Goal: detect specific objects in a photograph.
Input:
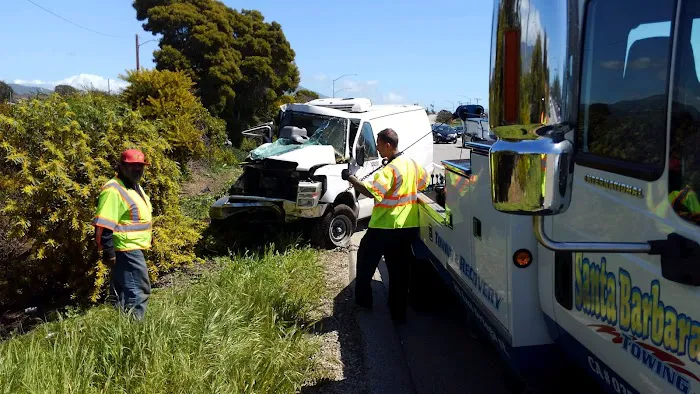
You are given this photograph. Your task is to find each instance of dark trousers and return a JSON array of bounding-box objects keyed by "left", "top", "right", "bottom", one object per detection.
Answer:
[
  {"left": 355, "top": 227, "right": 419, "bottom": 320},
  {"left": 110, "top": 250, "right": 151, "bottom": 320}
]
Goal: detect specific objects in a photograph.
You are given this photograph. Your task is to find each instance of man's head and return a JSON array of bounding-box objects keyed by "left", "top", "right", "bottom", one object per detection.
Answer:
[
  {"left": 118, "top": 149, "right": 148, "bottom": 184},
  {"left": 376, "top": 128, "right": 399, "bottom": 158}
]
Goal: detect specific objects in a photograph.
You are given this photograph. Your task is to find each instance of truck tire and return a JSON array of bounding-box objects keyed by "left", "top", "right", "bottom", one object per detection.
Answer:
[{"left": 311, "top": 204, "right": 356, "bottom": 249}]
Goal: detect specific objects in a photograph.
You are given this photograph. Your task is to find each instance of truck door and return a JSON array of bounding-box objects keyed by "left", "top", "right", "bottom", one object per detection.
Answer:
[
  {"left": 551, "top": 1, "right": 700, "bottom": 393},
  {"left": 353, "top": 121, "right": 382, "bottom": 218}
]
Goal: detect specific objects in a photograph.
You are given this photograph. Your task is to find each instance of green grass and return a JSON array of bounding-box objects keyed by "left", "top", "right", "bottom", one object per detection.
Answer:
[
  {"left": 181, "top": 193, "right": 218, "bottom": 221},
  {"left": 0, "top": 247, "right": 325, "bottom": 394}
]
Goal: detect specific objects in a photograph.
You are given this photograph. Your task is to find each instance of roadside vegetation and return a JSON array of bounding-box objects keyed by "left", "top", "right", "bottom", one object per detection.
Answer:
[
  {"left": 0, "top": 249, "right": 325, "bottom": 393},
  {"left": 0, "top": 1, "right": 337, "bottom": 391}
]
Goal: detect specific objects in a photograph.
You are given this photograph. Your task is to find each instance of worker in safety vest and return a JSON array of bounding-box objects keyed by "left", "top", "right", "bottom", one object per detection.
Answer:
[
  {"left": 92, "top": 149, "right": 153, "bottom": 320},
  {"left": 343, "top": 128, "right": 430, "bottom": 323}
]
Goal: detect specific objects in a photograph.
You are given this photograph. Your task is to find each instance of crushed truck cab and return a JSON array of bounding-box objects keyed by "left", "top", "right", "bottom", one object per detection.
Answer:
[{"left": 210, "top": 98, "right": 434, "bottom": 249}]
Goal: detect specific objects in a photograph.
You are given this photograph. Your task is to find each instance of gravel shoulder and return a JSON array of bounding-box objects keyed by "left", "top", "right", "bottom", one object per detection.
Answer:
[{"left": 302, "top": 248, "right": 368, "bottom": 393}]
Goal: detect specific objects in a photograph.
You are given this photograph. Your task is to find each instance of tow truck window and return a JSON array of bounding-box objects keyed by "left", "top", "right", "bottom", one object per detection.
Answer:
[
  {"left": 357, "top": 122, "right": 378, "bottom": 160},
  {"left": 576, "top": 0, "right": 674, "bottom": 180},
  {"left": 669, "top": 3, "right": 700, "bottom": 227}
]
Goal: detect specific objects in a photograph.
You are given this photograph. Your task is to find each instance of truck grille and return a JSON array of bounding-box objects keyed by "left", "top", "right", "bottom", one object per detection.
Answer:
[{"left": 230, "top": 159, "right": 300, "bottom": 201}]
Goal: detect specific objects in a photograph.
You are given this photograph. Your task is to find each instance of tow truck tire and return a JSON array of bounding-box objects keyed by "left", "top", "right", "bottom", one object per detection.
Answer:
[{"left": 311, "top": 204, "right": 356, "bottom": 249}]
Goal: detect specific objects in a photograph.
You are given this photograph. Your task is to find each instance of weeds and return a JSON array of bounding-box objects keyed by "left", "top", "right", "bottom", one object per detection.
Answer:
[{"left": 0, "top": 247, "right": 325, "bottom": 394}]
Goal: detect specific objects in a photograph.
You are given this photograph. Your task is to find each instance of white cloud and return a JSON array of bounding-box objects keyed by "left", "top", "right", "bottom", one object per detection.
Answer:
[
  {"left": 366, "top": 80, "right": 379, "bottom": 86},
  {"left": 383, "top": 92, "right": 405, "bottom": 103},
  {"left": 13, "top": 79, "right": 46, "bottom": 85},
  {"left": 13, "top": 74, "right": 128, "bottom": 93},
  {"left": 55, "top": 74, "right": 128, "bottom": 92},
  {"left": 314, "top": 74, "right": 328, "bottom": 81}
]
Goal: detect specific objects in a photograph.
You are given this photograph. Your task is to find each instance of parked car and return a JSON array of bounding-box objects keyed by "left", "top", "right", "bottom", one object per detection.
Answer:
[
  {"left": 432, "top": 125, "right": 458, "bottom": 143},
  {"left": 453, "top": 125, "right": 464, "bottom": 136}
]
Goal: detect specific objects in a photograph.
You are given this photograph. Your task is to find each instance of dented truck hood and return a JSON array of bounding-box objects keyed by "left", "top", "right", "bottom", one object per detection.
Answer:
[{"left": 269, "top": 145, "right": 336, "bottom": 170}]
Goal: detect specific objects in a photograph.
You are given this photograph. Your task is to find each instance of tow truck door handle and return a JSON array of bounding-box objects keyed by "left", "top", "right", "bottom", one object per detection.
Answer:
[{"left": 649, "top": 233, "right": 700, "bottom": 286}]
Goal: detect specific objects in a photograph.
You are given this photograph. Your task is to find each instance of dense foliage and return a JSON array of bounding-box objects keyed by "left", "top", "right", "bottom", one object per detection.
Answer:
[
  {"left": 120, "top": 69, "right": 227, "bottom": 166},
  {"left": 0, "top": 93, "right": 202, "bottom": 308},
  {"left": 133, "top": 0, "right": 301, "bottom": 143}
]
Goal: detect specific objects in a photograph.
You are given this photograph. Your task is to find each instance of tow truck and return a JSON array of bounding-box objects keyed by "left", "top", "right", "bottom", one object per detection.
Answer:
[{"left": 404, "top": 0, "right": 700, "bottom": 392}]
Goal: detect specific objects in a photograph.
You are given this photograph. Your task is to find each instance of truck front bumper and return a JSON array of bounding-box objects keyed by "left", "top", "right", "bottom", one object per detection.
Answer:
[{"left": 210, "top": 195, "right": 328, "bottom": 222}]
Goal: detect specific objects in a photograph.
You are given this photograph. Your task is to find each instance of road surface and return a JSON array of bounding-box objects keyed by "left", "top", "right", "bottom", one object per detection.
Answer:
[{"left": 348, "top": 141, "right": 600, "bottom": 394}]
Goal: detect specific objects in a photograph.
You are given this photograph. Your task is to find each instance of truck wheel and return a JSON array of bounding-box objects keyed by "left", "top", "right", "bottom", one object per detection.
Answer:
[{"left": 312, "top": 204, "right": 356, "bottom": 249}]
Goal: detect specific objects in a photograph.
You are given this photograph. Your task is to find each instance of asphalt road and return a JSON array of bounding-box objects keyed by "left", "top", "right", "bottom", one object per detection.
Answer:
[
  {"left": 349, "top": 140, "right": 600, "bottom": 394},
  {"left": 349, "top": 141, "right": 516, "bottom": 394}
]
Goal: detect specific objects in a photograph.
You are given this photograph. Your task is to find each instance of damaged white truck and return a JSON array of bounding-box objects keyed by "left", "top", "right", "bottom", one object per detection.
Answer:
[{"left": 209, "top": 98, "right": 434, "bottom": 248}]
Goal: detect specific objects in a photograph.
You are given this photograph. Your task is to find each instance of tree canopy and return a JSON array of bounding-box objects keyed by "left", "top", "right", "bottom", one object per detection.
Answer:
[
  {"left": 436, "top": 109, "right": 453, "bottom": 123},
  {"left": 55, "top": 85, "right": 79, "bottom": 97},
  {"left": 133, "top": 0, "right": 300, "bottom": 143},
  {"left": 0, "top": 81, "right": 13, "bottom": 102}
]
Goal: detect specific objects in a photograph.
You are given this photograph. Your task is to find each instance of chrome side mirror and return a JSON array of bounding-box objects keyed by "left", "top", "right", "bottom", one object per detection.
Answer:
[{"left": 489, "top": 136, "right": 573, "bottom": 215}]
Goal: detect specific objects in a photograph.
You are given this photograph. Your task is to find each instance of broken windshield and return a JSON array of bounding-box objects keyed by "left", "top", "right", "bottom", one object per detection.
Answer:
[{"left": 280, "top": 111, "right": 348, "bottom": 157}]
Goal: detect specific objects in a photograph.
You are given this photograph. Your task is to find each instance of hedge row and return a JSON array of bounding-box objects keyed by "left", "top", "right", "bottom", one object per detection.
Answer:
[{"left": 0, "top": 70, "right": 233, "bottom": 310}]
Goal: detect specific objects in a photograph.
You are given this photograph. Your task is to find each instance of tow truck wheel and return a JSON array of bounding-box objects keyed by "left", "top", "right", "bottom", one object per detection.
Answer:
[{"left": 311, "top": 204, "right": 356, "bottom": 249}]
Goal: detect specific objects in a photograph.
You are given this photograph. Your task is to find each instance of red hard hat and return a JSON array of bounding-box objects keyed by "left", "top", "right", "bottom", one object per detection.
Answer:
[{"left": 120, "top": 149, "right": 149, "bottom": 165}]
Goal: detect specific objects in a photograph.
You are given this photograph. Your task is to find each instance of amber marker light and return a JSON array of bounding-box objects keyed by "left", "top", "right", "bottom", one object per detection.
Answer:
[{"left": 513, "top": 249, "right": 533, "bottom": 268}]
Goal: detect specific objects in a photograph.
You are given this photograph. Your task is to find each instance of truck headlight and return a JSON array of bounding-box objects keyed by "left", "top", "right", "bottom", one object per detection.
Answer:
[{"left": 297, "top": 181, "right": 322, "bottom": 208}]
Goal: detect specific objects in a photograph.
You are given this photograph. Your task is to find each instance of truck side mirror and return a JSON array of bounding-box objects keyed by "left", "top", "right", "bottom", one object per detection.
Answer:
[
  {"left": 489, "top": 136, "right": 573, "bottom": 215},
  {"left": 355, "top": 145, "right": 365, "bottom": 167}
]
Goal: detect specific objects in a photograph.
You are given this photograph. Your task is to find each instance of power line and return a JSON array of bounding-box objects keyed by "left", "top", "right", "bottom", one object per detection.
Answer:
[{"left": 25, "top": 0, "right": 125, "bottom": 38}]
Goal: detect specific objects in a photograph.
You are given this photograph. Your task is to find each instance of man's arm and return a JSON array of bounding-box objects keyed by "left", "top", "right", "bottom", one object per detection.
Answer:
[
  {"left": 92, "top": 187, "right": 121, "bottom": 265},
  {"left": 348, "top": 175, "right": 375, "bottom": 199}
]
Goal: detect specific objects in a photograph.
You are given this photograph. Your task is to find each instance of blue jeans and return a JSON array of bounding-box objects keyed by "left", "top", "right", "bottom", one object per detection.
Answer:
[{"left": 111, "top": 250, "right": 151, "bottom": 320}]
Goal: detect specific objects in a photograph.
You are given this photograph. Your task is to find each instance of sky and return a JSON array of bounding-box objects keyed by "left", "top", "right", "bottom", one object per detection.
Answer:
[{"left": 0, "top": 0, "right": 495, "bottom": 112}]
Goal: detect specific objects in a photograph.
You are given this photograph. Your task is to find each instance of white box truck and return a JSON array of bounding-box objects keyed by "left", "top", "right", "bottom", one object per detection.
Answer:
[{"left": 210, "top": 98, "right": 435, "bottom": 249}]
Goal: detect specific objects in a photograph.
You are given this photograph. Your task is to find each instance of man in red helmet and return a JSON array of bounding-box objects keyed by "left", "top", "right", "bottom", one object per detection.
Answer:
[{"left": 92, "top": 149, "right": 153, "bottom": 320}]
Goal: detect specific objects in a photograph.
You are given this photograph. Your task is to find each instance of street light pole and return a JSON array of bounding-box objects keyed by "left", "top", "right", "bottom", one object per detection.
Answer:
[
  {"left": 136, "top": 34, "right": 157, "bottom": 71},
  {"left": 332, "top": 73, "right": 357, "bottom": 98}
]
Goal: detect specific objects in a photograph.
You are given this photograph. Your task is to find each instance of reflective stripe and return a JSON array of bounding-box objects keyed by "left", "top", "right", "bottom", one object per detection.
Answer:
[
  {"left": 105, "top": 183, "right": 139, "bottom": 222},
  {"left": 92, "top": 215, "right": 118, "bottom": 230},
  {"left": 415, "top": 161, "right": 428, "bottom": 190},
  {"left": 114, "top": 222, "right": 152, "bottom": 232},
  {"left": 376, "top": 194, "right": 418, "bottom": 208},
  {"left": 388, "top": 164, "right": 403, "bottom": 196},
  {"left": 373, "top": 180, "right": 389, "bottom": 196}
]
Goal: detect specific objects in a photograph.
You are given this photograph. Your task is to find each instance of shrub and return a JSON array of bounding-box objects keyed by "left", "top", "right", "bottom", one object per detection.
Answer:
[
  {"left": 120, "top": 69, "right": 228, "bottom": 167},
  {"left": 0, "top": 93, "right": 201, "bottom": 307}
]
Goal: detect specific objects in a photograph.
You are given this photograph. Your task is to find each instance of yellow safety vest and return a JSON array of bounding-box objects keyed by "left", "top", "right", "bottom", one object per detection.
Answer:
[
  {"left": 92, "top": 177, "right": 153, "bottom": 251},
  {"left": 363, "top": 155, "right": 429, "bottom": 229}
]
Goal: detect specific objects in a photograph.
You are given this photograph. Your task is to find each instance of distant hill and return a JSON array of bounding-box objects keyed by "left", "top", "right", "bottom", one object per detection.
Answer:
[{"left": 8, "top": 83, "right": 53, "bottom": 96}]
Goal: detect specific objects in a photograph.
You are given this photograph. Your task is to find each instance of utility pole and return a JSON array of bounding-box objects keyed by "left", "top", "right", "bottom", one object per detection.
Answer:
[
  {"left": 108, "top": 79, "right": 111, "bottom": 95},
  {"left": 136, "top": 34, "right": 157, "bottom": 71},
  {"left": 475, "top": 98, "right": 481, "bottom": 105},
  {"left": 135, "top": 34, "right": 140, "bottom": 71}
]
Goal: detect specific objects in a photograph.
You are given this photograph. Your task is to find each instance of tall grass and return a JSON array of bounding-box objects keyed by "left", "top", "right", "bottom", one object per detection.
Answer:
[{"left": 0, "top": 247, "right": 325, "bottom": 394}]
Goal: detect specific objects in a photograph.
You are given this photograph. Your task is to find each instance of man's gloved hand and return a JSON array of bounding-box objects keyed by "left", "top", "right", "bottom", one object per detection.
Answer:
[{"left": 341, "top": 169, "right": 350, "bottom": 181}]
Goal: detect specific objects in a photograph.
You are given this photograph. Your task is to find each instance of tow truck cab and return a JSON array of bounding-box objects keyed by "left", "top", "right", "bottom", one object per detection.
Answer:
[{"left": 417, "top": 0, "right": 700, "bottom": 393}]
